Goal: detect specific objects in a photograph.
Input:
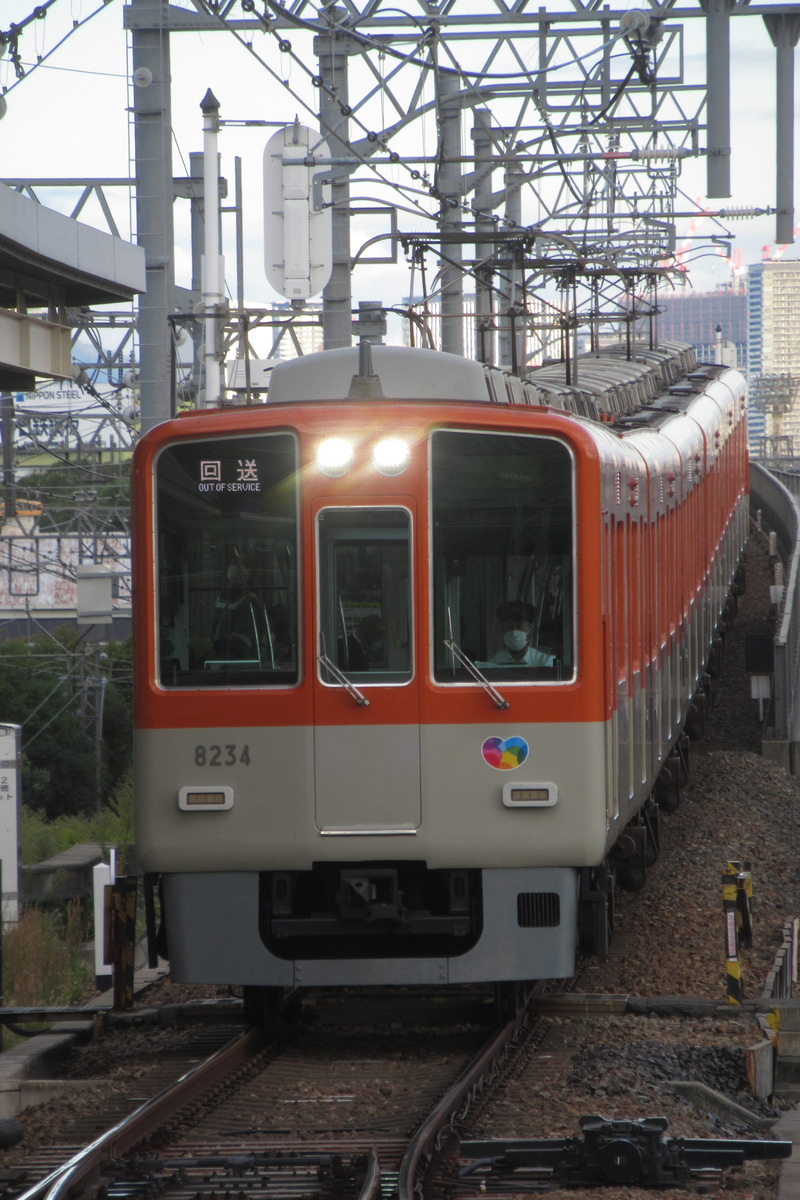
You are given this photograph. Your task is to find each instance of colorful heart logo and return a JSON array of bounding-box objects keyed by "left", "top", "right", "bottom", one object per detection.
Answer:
[{"left": 481, "top": 735, "right": 529, "bottom": 770}]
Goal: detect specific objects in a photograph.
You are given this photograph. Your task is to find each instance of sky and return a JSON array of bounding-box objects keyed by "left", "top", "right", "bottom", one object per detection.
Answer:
[{"left": 0, "top": 0, "right": 797, "bottom": 358}]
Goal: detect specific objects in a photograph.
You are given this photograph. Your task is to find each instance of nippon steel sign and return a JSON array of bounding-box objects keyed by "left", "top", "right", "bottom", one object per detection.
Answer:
[{"left": 14, "top": 388, "right": 83, "bottom": 405}]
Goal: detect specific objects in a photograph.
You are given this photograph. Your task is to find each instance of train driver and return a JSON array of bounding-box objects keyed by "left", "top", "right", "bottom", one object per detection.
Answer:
[{"left": 490, "top": 600, "right": 555, "bottom": 668}]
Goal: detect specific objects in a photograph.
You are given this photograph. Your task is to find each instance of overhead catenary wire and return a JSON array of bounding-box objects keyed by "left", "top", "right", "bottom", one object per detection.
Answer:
[
  {"left": 196, "top": 0, "right": 668, "bottom": 242},
  {"left": 0, "top": 0, "right": 114, "bottom": 94}
]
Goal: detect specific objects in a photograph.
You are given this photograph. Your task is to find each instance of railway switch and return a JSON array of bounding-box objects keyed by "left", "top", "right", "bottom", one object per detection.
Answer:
[{"left": 459, "top": 1115, "right": 791, "bottom": 1190}]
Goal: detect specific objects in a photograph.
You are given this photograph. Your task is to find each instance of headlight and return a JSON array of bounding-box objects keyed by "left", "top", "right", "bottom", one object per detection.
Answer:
[
  {"left": 373, "top": 437, "right": 410, "bottom": 476},
  {"left": 317, "top": 438, "right": 354, "bottom": 477}
]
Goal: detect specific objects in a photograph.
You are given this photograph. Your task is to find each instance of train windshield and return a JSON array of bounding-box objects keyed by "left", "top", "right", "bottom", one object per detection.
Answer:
[
  {"left": 317, "top": 507, "right": 412, "bottom": 684},
  {"left": 155, "top": 432, "right": 299, "bottom": 688},
  {"left": 431, "top": 430, "right": 574, "bottom": 683}
]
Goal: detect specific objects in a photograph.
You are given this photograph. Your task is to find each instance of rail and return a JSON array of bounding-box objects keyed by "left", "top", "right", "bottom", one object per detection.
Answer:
[
  {"left": 11, "top": 1026, "right": 264, "bottom": 1200},
  {"left": 749, "top": 462, "right": 800, "bottom": 767},
  {"left": 5, "top": 991, "right": 515, "bottom": 1200},
  {"left": 396, "top": 995, "right": 532, "bottom": 1199}
]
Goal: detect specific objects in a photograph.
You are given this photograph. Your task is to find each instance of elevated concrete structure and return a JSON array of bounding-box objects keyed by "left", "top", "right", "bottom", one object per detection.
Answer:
[{"left": 0, "top": 185, "right": 145, "bottom": 389}]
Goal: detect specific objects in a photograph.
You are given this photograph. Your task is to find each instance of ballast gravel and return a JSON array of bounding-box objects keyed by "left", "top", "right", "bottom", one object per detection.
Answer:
[
  {"left": 468, "top": 531, "right": 800, "bottom": 1199},
  {"left": 3, "top": 531, "right": 800, "bottom": 1200}
]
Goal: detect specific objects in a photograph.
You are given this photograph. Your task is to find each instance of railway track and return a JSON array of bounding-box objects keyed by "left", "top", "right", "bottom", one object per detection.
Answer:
[
  {"left": 2, "top": 990, "right": 533, "bottom": 1200},
  {"left": 0, "top": 968, "right": 790, "bottom": 1200},
  {"left": 0, "top": 537, "right": 791, "bottom": 1200}
]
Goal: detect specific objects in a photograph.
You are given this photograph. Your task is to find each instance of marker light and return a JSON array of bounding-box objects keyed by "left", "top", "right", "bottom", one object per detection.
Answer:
[
  {"left": 179, "top": 786, "right": 233, "bottom": 811},
  {"left": 502, "top": 782, "right": 557, "bottom": 808},
  {"left": 317, "top": 438, "right": 354, "bottom": 477},
  {"left": 373, "top": 437, "right": 411, "bottom": 476}
]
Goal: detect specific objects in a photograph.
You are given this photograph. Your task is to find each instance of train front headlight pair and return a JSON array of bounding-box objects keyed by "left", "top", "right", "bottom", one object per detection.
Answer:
[{"left": 316, "top": 437, "right": 410, "bottom": 477}]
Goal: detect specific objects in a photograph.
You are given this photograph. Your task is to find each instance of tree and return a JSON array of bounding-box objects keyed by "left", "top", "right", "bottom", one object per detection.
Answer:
[
  {"left": 7, "top": 460, "right": 131, "bottom": 535},
  {"left": 0, "top": 627, "right": 132, "bottom": 819}
]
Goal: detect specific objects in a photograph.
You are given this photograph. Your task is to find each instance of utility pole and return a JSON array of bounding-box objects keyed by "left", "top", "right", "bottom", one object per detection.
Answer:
[
  {"left": 201, "top": 89, "right": 225, "bottom": 408},
  {"left": 0, "top": 395, "right": 16, "bottom": 522},
  {"left": 130, "top": 0, "right": 176, "bottom": 432},
  {"left": 316, "top": 22, "right": 354, "bottom": 349},
  {"left": 764, "top": 12, "right": 800, "bottom": 245},
  {"left": 702, "top": 0, "right": 735, "bottom": 198},
  {"left": 498, "top": 159, "right": 524, "bottom": 372},
  {"left": 436, "top": 70, "right": 464, "bottom": 358},
  {"left": 472, "top": 109, "right": 495, "bottom": 367}
]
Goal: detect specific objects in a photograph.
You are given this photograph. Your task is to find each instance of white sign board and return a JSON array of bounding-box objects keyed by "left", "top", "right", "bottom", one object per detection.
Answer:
[
  {"left": 264, "top": 123, "right": 333, "bottom": 301},
  {"left": 77, "top": 563, "right": 115, "bottom": 625}
]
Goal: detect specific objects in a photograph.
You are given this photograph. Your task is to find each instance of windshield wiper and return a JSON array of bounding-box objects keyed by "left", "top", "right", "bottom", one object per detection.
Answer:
[
  {"left": 444, "top": 639, "right": 509, "bottom": 709},
  {"left": 318, "top": 652, "right": 370, "bottom": 707}
]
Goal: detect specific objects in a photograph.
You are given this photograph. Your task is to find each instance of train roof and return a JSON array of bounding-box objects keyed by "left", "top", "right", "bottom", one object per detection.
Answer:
[
  {"left": 267, "top": 345, "right": 487, "bottom": 403},
  {"left": 261, "top": 340, "right": 732, "bottom": 435}
]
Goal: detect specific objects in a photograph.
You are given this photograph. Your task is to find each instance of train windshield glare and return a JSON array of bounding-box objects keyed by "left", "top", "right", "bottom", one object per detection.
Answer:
[
  {"left": 431, "top": 430, "right": 574, "bottom": 683},
  {"left": 155, "top": 432, "right": 299, "bottom": 688}
]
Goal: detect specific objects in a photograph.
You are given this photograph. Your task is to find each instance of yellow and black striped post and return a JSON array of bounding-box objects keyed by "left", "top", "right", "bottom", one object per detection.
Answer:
[
  {"left": 735, "top": 861, "right": 754, "bottom": 949},
  {"left": 722, "top": 861, "right": 753, "bottom": 1004}
]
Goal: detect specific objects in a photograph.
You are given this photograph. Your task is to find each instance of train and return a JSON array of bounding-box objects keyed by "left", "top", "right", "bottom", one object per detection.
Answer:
[{"left": 132, "top": 338, "right": 749, "bottom": 1013}]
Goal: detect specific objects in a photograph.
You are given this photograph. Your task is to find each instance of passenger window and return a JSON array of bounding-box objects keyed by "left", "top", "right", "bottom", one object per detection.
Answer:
[
  {"left": 317, "top": 508, "right": 412, "bottom": 684},
  {"left": 431, "top": 430, "right": 574, "bottom": 683}
]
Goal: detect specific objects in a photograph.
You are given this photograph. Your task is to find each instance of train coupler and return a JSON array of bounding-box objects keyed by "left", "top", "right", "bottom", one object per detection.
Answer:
[{"left": 336, "top": 867, "right": 403, "bottom": 921}]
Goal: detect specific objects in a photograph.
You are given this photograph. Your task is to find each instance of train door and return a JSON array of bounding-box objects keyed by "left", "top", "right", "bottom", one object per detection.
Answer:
[
  {"left": 602, "top": 513, "right": 617, "bottom": 824},
  {"left": 313, "top": 504, "right": 420, "bottom": 832},
  {"left": 630, "top": 511, "right": 646, "bottom": 790},
  {"left": 616, "top": 515, "right": 632, "bottom": 811}
]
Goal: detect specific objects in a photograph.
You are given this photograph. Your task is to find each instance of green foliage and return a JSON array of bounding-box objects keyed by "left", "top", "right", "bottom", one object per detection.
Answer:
[
  {"left": 5, "top": 461, "right": 131, "bottom": 534},
  {"left": 0, "top": 628, "right": 133, "bottom": 820},
  {"left": 15, "top": 772, "right": 137, "bottom": 1021},
  {"left": 21, "top": 807, "right": 70, "bottom": 863},
  {"left": 4, "top": 902, "right": 90, "bottom": 1006},
  {"left": 103, "top": 770, "right": 135, "bottom": 871},
  {"left": 21, "top": 769, "right": 136, "bottom": 864}
]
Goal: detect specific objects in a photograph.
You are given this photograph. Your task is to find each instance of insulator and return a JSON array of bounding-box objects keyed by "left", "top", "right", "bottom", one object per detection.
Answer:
[
  {"left": 618, "top": 9, "right": 650, "bottom": 35},
  {"left": 717, "top": 207, "right": 768, "bottom": 219},
  {"left": 634, "top": 148, "right": 688, "bottom": 162}
]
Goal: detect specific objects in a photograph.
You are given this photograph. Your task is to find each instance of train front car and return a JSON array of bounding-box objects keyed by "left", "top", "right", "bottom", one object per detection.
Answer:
[{"left": 132, "top": 344, "right": 748, "bottom": 999}]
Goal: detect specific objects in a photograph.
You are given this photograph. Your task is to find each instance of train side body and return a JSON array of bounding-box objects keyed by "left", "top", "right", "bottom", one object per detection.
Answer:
[{"left": 132, "top": 344, "right": 748, "bottom": 987}]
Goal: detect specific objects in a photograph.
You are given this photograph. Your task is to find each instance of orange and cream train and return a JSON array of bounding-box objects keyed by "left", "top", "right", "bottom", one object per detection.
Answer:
[{"left": 132, "top": 341, "right": 748, "bottom": 1007}]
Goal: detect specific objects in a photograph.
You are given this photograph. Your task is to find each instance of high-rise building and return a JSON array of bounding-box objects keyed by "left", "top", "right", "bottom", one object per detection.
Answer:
[
  {"left": 747, "top": 260, "right": 800, "bottom": 457},
  {"left": 649, "top": 285, "right": 769, "bottom": 448},
  {"left": 656, "top": 288, "right": 747, "bottom": 365},
  {"left": 747, "top": 260, "right": 800, "bottom": 375}
]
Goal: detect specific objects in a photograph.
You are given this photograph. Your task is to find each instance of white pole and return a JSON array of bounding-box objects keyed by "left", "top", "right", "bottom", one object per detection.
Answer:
[
  {"left": 0, "top": 725, "right": 20, "bottom": 927},
  {"left": 201, "top": 89, "right": 224, "bottom": 407},
  {"left": 93, "top": 861, "right": 113, "bottom": 990}
]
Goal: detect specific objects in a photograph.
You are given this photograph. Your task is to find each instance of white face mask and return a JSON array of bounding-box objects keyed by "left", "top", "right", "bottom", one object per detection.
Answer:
[{"left": 503, "top": 629, "right": 529, "bottom": 653}]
